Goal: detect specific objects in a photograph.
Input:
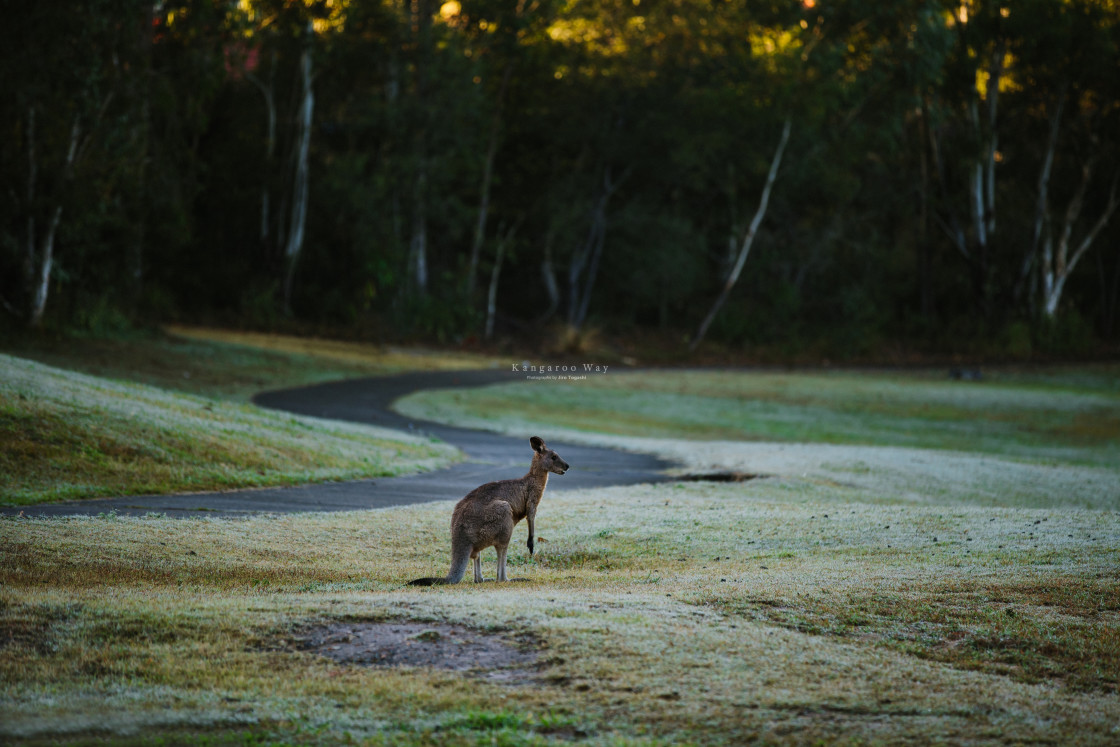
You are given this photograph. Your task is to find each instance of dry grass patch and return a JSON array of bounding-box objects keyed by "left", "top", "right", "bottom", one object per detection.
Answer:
[{"left": 166, "top": 324, "right": 493, "bottom": 372}]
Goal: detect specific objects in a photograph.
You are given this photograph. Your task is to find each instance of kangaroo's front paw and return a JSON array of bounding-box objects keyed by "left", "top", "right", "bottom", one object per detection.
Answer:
[{"left": 527, "top": 537, "right": 535, "bottom": 556}]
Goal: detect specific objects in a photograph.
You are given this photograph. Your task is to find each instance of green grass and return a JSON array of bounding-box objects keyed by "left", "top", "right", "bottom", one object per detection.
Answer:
[
  {"left": 0, "top": 353, "right": 457, "bottom": 505},
  {"left": 394, "top": 367, "right": 1120, "bottom": 468}
]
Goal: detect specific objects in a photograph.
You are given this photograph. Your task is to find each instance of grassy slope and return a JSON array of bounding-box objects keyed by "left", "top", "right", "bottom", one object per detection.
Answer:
[
  {"left": 1, "top": 326, "right": 496, "bottom": 505},
  {"left": 0, "top": 354, "right": 458, "bottom": 505}
]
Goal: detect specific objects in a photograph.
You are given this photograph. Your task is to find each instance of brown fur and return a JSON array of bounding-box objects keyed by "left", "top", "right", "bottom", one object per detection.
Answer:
[{"left": 409, "top": 436, "right": 569, "bottom": 585}]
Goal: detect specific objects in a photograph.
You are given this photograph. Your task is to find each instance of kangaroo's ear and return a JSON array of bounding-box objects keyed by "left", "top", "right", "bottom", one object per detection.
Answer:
[{"left": 530, "top": 436, "right": 545, "bottom": 453}]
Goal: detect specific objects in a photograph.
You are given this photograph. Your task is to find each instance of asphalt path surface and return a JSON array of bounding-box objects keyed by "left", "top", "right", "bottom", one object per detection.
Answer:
[{"left": 6, "top": 370, "right": 676, "bottom": 519}]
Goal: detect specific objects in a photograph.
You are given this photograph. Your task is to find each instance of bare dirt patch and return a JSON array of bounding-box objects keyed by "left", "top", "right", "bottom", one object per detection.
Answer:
[{"left": 296, "top": 621, "right": 543, "bottom": 684}]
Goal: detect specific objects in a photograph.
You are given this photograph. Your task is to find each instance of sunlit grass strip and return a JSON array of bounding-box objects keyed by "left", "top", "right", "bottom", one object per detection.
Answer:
[
  {"left": 165, "top": 324, "right": 494, "bottom": 371},
  {"left": 0, "top": 354, "right": 459, "bottom": 505},
  {"left": 5, "top": 326, "right": 499, "bottom": 404}
]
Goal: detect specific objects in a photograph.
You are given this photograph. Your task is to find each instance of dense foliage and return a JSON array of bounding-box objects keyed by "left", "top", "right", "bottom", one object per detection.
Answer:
[{"left": 2, "top": 0, "right": 1119, "bottom": 354}]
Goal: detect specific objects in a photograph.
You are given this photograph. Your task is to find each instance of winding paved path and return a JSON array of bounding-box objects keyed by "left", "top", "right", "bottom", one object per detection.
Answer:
[{"left": 6, "top": 370, "right": 675, "bottom": 518}]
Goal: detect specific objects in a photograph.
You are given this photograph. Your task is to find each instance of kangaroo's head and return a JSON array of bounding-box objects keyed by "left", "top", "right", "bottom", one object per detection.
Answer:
[{"left": 530, "top": 436, "right": 569, "bottom": 475}]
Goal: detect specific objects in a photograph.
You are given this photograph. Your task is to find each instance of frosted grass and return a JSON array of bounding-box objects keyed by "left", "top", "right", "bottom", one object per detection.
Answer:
[
  {"left": 3, "top": 480, "right": 1117, "bottom": 743},
  {"left": 398, "top": 375, "right": 1120, "bottom": 464},
  {"left": 395, "top": 368, "right": 1120, "bottom": 509}
]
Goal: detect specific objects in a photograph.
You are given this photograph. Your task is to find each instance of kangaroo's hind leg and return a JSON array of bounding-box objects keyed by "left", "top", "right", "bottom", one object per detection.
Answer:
[
  {"left": 471, "top": 549, "right": 483, "bottom": 583},
  {"left": 495, "top": 543, "right": 509, "bottom": 582},
  {"left": 493, "top": 506, "right": 514, "bottom": 582}
]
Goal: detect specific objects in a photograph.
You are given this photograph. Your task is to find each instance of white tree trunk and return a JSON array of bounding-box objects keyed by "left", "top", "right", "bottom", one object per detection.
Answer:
[
  {"left": 283, "top": 27, "right": 314, "bottom": 312},
  {"left": 408, "top": 0, "right": 432, "bottom": 297},
  {"left": 485, "top": 228, "right": 513, "bottom": 339},
  {"left": 690, "top": 118, "right": 792, "bottom": 351},
  {"left": 468, "top": 63, "right": 513, "bottom": 298},
  {"left": 29, "top": 206, "right": 63, "bottom": 328},
  {"left": 410, "top": 164, "right": 429, "bottom": 294},
  {"left": 28, "top": 115, "right": 82, "bottom": 328},
  {"left": 1041, "top": 174, "right": 1120, "bottom": 319},
  {"left": 1020, "top": 88, "right": 1065, "bottom": 308}
]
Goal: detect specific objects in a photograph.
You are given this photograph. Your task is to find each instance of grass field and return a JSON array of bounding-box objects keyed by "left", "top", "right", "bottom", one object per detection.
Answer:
[
  {"left": 394, "top": 367, "right": 1120, "bottom": 468},
  {"left": 2, "top": 342, "right": 1118, "bottom": 744}
]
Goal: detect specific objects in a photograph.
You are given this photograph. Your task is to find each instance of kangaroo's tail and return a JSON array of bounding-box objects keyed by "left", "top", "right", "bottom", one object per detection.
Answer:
[
  {"left": 445, "top": 540, "right": 471, "bottom": 584},
  {"left": 410, "top": 542, "right": 472, "bottom": 586}
]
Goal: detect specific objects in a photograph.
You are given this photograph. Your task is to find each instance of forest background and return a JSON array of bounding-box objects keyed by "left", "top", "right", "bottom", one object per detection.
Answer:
[{"left": 3, "top": 0, "right": 1120, "bottom": 360}]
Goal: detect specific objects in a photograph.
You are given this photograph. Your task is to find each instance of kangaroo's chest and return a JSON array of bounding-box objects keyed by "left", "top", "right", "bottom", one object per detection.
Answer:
[{"left": 509, "top": 486, "right": 542, "bottom": 520}]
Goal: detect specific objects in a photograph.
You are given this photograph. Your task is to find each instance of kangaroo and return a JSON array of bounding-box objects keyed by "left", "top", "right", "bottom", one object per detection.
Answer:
[{"left": 409, "top": 436, "right": 569, "bottom": 585}]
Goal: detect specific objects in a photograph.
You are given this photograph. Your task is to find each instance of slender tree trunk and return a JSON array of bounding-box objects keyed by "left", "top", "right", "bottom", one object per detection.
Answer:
[
  {"left": 917, "top": 98, "right": 934, "bottom": 320},
  {"left": 131, "top": 0, "right": 155, "bottom": 299},
  {"left": 983, "top": 44, "right": 1002, "bottom": 244},
  {"left": 485, "top": 239, "right": 504, "bottom": 339},
  {"left": 566, "top": 203, "right": 605, "bottom": 328},
  {"left": 485, "top": 223, "right": 517, "bottom": 339},
  {"left": 29, "top": 206, "right": 63, "bottom": 328},
  {"left": 929, "top": 45, "right": 1003, "bottom": 320},
  {"left": 283, "top": 25, "right": 314, "bottom": 313},
  {"left": 537, "top": 230, "right": 560, "bottom": 323},
  {"left": 574, "top": 204, "right": 608, "bottom": 329},
  {"left": 410, "top": 163, "right": 429, "bottom": 294},
  {"left": 1041, "top": 173, "right": 1120, "bottom": 319},
  {"left": 690, "top": 118, "right": 792, "bottom": 351},
  {"left": 247, "top": 51, "right": 279, "bottom": 249},
  {"left": 408, "top": 0, "right": 432, "bottom": 296},
  {"left": 1018, "top": 86, "right": 1065, "bottom": 314},
  {"left": 567, "top": 165, "right": 630, "bottom": 330},
  {"left": 28, "top": 115, "right": 83, "bottom": 328},
  {"left": 468, "top": 63, "right": 514, "bottom": 298},
  {"left": 971, "top": 45, "right": 1002, "bottom": 317}
]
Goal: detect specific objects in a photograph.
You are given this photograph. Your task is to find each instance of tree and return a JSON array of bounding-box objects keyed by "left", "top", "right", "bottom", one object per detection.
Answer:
[
  {"left": 690, "top": 119, "right": 792, "bottom": 350},
  {"left": 1013, "top": 0, "right": 1120, "bottom": 320},
  {"left": 0, "top": 1, "right": 145, "bottom": 327},
  {"left": 229, "top": 1, "right": 332, "bottom": 314},
  {"left": 283, "top": 20, "right": 316, "bottom": 313}
]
